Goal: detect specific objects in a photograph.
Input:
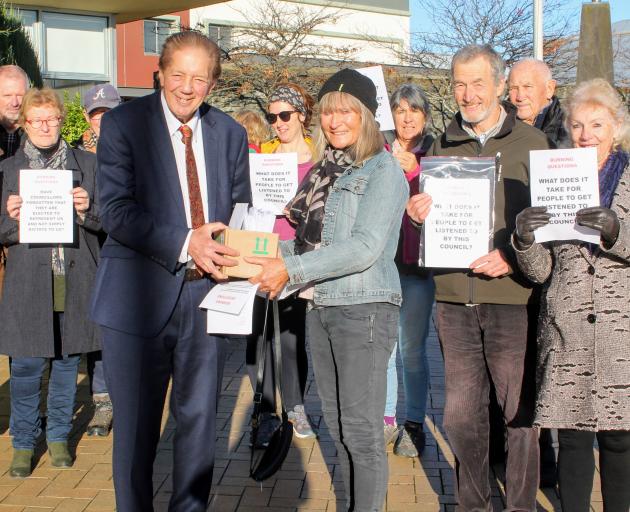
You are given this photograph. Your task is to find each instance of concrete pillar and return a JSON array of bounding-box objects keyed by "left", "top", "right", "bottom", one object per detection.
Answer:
[{"left": 577, "top": 1, "right": 614, "bottom": 84}]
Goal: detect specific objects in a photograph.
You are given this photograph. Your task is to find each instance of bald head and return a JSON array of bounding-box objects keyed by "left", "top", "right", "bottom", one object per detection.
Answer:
[
  {"left": 0, "top": 65, "right": 29, "bottom": 132},
  {"left": 508, "top": 59, "right": 556, "bottom": 125}
]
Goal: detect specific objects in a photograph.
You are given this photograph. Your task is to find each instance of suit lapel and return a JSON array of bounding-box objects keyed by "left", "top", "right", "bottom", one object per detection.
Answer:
[
  {"left": 200, "top": 103, "right": 218, "bottom": 222},
  {"left": 147, "top": 93, "right": 187, "bottom": 226}
]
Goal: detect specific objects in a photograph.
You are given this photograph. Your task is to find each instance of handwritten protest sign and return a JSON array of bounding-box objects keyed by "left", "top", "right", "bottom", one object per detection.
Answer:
[
  {"left": 356, "top": 66, "right": 395, "bottom": 131},
  {"left": 249, "top": 153, "right": 298, "bottom": 215},
  {"left": 19, "top": 169, "right": 74, "bottom": 244},
  {"left": 529, "top": 147, "right": 599, "bottom": 243}
]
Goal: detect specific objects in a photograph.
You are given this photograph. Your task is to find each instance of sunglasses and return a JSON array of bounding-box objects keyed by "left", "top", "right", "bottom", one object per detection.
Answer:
[{"left": 265, "top": 110, "right": 299, "bottom": 124}]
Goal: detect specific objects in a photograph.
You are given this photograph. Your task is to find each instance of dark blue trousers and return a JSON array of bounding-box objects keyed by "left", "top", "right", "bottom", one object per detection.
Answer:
[{"left": 101, "top": 279, "right": 226, "bottom": 512}]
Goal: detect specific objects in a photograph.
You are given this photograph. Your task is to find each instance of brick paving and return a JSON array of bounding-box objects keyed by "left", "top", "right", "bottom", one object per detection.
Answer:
[{"left": 0, "top": 316, "right": 602, "bottom": 511}]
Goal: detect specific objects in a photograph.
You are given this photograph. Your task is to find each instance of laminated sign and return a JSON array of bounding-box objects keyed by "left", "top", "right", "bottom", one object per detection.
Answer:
[{"left": 419, "top": 157, "right": 496, "bottom": 268}]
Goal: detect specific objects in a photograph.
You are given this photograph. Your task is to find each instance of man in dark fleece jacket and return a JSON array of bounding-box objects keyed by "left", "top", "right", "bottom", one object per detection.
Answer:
[
  {"left": 407, "top": 44, "right": 548, "bottom": 512},
  {"left": 508, "top": 57, "right": 566, "bottom": 488}
]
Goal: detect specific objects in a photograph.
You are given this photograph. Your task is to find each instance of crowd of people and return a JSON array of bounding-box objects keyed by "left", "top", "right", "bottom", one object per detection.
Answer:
[{"left": 0, "top": 29, "right": 628, "bottom": 512}]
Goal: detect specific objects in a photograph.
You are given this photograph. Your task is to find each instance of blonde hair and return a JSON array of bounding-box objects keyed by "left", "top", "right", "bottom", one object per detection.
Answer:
[
  {"left": 314, "top": 91, "right": 383, "bottom": 165},
  {"left": 233, "top": 109, "right": 269, "bottom": 147},
  {"left": 18, "top": 87, "right": 64, "bottom": 127},
  {"left": 565, "top": 78, "right": 630, "bottom": 151}
]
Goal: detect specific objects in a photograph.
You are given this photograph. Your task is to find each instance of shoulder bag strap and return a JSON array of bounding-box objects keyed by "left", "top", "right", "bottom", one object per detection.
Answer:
[{"left": 271, "top": 298, "right": 288, "bottom": 417}]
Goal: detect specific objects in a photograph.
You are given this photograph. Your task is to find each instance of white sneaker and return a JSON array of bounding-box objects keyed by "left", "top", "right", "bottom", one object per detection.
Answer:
[{"left": 288, "top": 405, "right": 317, "bottom": 439}]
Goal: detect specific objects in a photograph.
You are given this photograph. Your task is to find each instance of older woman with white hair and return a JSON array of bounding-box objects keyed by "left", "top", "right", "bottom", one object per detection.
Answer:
[
  {"left": 383, "top": 84, "right": 435, "bottom": 458},
  {"left": 513, "top": 78, "right": 630, "bottom": 512}
]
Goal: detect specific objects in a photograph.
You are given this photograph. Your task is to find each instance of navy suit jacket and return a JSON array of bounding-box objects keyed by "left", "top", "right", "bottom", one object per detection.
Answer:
[{"left": 90, "top": 92, "right": 251, "bottom": 337}]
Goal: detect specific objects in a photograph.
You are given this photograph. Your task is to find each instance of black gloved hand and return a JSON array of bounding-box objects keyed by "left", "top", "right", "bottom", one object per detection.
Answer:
[
  {"left": 576, "top": 207, "right": 620, "bottom": 247},
  {"left": 515, "top": 206, "right": 551, "bottom": 250}
]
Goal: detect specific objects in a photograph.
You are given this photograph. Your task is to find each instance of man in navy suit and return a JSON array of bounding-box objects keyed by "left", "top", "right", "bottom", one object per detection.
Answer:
[{"left": 91, "top": 31, "right": 250, "bottom": 511}]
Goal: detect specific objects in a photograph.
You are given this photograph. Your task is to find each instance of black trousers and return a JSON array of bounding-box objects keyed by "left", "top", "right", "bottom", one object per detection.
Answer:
[
  {"left": 102, "top": 280, "right": 225, "bottom": 512},
  {"left": 436, "top": 302, "right": 539, "bottom": 512},
  {"left": 558, "top": 429, "right": 630, "bottom": 512},
  {"left": 246, "top": 294, "right": 307, "bottom": 411}
]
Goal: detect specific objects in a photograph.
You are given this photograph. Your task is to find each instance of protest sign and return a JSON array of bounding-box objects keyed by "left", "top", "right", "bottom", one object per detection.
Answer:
[
  {"left": 19, "top": 169, "right": 74, "bottom": 244},
  {"left": 356, "top": 66, "right": 395, "bottom": 131},
  {"left": 529, "top": 147, "right": 600, "bottom": 243},
  {"left": 250, "top": 153, "right": 298, "bottom": 215},
  {"left": 419, "top": 157, "right": 496, "bottom": 268},
  {"left": 423, "top": 178, "right": 491, "bottom": 268}
]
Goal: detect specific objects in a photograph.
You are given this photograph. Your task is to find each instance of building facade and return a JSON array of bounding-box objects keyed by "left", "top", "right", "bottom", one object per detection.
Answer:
[{"left": 116, "top": 0, "right": 411, "bottom": 97}]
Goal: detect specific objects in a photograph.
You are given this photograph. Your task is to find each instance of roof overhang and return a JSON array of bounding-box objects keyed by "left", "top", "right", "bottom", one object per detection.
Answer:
[{"left": 15, "top": 1, "right": 229, "bottom": 23}]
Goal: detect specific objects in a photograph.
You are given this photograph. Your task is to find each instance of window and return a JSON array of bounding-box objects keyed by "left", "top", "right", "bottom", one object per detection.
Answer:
[
  {"left": 43, "top": 12, "right": 108, "bottom": 76},
  {"left": 208, "top": 24, "right": 232, "bottom": 52},
  {"left": 16, "top": 9, "right": 37, "bottom": 41},
  {"left": 144, "top": 18, "right": 176, "bottom": 55}
]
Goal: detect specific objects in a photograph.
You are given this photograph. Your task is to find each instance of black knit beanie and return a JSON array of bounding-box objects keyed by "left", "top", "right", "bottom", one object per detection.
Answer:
[{"left": 317, "top": 68, "right": 378, "bottom": 116}]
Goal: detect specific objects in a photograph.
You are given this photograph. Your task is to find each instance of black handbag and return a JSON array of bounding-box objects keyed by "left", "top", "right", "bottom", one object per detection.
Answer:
[{"left": 249, "top": 297, "right": 293, "bottom": 481}]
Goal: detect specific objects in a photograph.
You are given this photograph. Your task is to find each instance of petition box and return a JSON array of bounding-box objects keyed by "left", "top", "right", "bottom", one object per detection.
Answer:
[{"left": 216, "top": 228, "right": 279, "bottom": 278}]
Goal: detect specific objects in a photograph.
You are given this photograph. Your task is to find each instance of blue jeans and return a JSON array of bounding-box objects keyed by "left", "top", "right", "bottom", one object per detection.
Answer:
[
  {"left": 385, "top": 272, "right": 434, "bottom": 422},
  {"left": 87, "top": 351, "right": 108, "bottom": 396},
  {"left": 10, "top": 313, "right": 80, "bottom": 449}
]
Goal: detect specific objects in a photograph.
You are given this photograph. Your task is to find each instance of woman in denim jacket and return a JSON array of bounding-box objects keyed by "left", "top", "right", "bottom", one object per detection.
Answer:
[{"left": 247, "top": 69, "right": 408, "bottom": 512}]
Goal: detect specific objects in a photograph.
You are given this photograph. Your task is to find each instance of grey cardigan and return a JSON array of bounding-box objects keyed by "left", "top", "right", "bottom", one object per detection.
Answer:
[
  {"left": 513, "top": 160, "right": 630, "bottom": 431},
  {"left": 0, "top": 147, "right": 103, "bottom": 357}
]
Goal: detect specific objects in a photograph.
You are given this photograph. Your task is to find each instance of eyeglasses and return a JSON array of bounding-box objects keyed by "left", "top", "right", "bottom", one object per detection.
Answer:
[
  {"left": 26, "top": 117, "right": 62, "bottom": 129},
  {"left": 265, "top": 110, "right": 299, "bottom": 124}
]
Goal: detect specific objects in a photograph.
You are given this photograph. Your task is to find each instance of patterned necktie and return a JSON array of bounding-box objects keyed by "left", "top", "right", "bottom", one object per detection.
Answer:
[{"left": 179, "top": 125, "right": 205, "bottom": 229}]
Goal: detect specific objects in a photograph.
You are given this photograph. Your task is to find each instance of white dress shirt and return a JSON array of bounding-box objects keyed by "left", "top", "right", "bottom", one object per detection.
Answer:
[{"left": 160, "top": 93, "right": 209, "bottom": 263}]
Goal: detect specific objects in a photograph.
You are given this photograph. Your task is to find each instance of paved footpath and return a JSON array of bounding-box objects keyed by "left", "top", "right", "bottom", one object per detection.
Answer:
[{"left": 0, "top": 317, "right": 602, "bottom": 511}]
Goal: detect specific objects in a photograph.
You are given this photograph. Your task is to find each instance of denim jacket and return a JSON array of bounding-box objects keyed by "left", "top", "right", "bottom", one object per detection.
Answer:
[{"left": 281, "top": 150, "right": 409, "bottom": 306}]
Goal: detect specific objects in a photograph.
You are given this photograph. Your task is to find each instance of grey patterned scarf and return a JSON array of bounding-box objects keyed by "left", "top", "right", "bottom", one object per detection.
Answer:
[
  {"left": 286, "top": 146, "right": 356, "bottom": 255},
  {"left": 269, "top": 85, "right": 307, "bottom": 116},
  {"left": 24, "top": 138, "right": 68, "bottom": 171},
  {"left": 24, "top": 138, "right": 69, "bottom": 277}
]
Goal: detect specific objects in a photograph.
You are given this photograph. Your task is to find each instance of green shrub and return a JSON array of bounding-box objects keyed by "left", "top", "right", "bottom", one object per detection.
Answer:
[
  {"left": 0, "top": 2, "right": 43, "bottom": 87},
  {"left": 61, "top": 91, "right": 89, "bottom": 145}
]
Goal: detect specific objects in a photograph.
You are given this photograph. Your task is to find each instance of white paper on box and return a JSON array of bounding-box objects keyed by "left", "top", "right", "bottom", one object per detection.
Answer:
[
  {"left": 355, "top": 66, "right": 395, "bottom": 132},
  {"left": 250, "top": 153, "right": 298, "bottom": 215},
  {"left": 529, "top": 147, "right": 600, "bottom": 244},
  {"left": 200, "top": 281, "right": 259, "bottom": 335},
  {"left": 19, "top": 169, "right": 74, "bottom": 244},
  {"left": 423, "top": 177, "right": 490, "bottom": 268}
]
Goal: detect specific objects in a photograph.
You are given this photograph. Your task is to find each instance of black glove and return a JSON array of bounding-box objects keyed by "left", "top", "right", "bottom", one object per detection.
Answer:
[
  {"left": 576, "top": 207, "right": 620, "bottom": 247},
  {"left": 514, "top": 206, "right": 551, "bottom": 250}
]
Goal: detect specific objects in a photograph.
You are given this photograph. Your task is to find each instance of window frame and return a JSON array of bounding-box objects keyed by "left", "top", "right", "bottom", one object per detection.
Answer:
[{"left": 143, "top": 15, "right": 180, "bottom": 56}]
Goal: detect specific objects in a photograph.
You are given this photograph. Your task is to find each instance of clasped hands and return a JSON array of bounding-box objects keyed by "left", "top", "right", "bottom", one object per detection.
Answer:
[
  {"left": 188, "top": 223, "right": 289, "bottom": 296},
  {"left": 515, "top": 205, "right": 620, "bottom": 249},
  {"left": 7, "top": 187, "right": 90, "bottom": 221}
]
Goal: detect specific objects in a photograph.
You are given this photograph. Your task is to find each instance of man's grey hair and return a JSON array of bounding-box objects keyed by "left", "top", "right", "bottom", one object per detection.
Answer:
[
  {"left": 0, "top": 65, "right": 29, "bottom": 87},
  {"left": 451, "top": 44, "right": 505, "bottom": 85},
  {"left": 509, "top": 58, "right": 553, "bottom": 83},
  {"left": 390, "top": 83, "right": 432, "bottom": 128}
]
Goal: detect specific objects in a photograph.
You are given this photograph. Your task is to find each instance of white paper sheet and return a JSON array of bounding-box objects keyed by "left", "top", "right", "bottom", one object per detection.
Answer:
[
  {"left": 250, "top": 153, "right": 298, "bottom": 215},
  {"left": 529, "top": 147, "right": 600, "bottom": 244},
  {"left": 201, "top": 281, "right": 259, "bottom": 335},
  {"left": 423, "top": 177, "right": 491, "bottom": 268},
  {"left": 356, "top": 66, "right": 395, "bottom": 132},
  {"left": 228, "top": 203, "right": 250, "bottom": 229},
  {"left": 19, "top": 169, "right": 74, "bottom": 244},
  {"left": 243, "top": 207, "right": 277, "bottom": 233}
]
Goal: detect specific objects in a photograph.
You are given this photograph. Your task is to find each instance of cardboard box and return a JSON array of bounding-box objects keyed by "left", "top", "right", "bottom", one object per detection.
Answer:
[{"left": 216, "top": 228, "right": 279, "bottom": 278}]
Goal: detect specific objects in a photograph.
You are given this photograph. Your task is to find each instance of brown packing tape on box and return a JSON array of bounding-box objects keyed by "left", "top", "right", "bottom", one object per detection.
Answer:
[{"left": 216, "top": 228, "right": 279, "bottom": 278}]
